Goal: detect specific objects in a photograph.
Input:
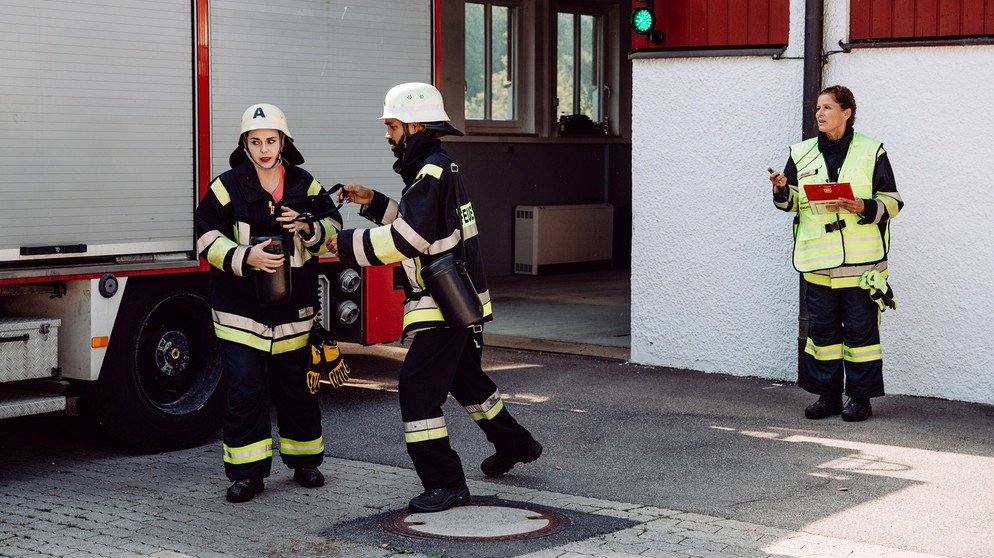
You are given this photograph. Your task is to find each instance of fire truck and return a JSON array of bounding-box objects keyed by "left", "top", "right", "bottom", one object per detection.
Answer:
[{"left": 0, "top": 0, "right": 427, "bottom": 451}]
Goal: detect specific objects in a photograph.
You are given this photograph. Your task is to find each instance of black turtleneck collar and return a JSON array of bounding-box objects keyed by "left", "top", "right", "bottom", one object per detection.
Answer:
[
  {"left": 818, "top": 125, "right": 854, "bottom": 182},
  {"left": 818, "top": 124, "right": 854, "bottom": 154},
  {"left": 393, "top": 131, "right": 443, "bottom": 186}
]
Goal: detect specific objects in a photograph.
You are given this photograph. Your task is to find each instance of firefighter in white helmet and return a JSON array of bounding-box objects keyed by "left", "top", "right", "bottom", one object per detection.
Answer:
[
  {"left": 196, "top": 103, "right": 342, "bottom": 503},
  {"left": 327, "top": 83, "right": 542, "bottom": 513}
]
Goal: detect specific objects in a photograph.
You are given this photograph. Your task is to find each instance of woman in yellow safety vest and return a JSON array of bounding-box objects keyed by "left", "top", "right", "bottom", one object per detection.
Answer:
[{"left": 769, "top": 85, "right": 904, "bottom": 422}]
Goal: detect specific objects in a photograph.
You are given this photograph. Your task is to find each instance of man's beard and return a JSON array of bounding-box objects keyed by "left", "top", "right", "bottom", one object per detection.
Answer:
[{"left": 389, "top": 139, "right": 405, "bottom": 160}]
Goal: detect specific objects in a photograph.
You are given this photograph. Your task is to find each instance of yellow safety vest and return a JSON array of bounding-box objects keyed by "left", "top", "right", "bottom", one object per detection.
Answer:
[{"left": 791, "top": 132, "right": 890, "bottom": 273}]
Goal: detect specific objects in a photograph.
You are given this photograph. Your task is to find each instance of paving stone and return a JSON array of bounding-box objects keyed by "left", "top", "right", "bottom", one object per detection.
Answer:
[{"left": 0, "top": 423, "right": 963, "bottom": 558}]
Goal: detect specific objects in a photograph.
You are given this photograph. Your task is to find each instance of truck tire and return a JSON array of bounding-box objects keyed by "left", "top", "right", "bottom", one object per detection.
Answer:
[{"left": 86, "top": 275, "right": 225, "bottom": 452}]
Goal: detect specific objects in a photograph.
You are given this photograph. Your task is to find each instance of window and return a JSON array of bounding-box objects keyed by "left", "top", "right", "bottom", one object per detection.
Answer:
[
  {"left": 465, "top": 2, "right": 516, "bottom": 121},
  {"left": 557, "top": 11, "right": 603, "bottom": 124},
  {"left": 444, "top": 0, "right": 624, "bottom": 138},
  {"left": 850, "top": 0, "right": 994, "bottom": 41}
]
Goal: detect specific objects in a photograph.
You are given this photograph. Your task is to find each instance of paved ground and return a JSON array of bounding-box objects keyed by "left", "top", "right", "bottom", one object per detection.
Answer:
[
  {"left": 485, "top": 269, "right": 631, "bottom": 359},
  {"left": 2, "top": 339, "right": 993, "bottom": 558}
]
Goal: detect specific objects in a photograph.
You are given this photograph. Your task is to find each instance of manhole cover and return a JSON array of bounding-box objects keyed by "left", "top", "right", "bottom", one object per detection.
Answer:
[{"left": 382, "top": 501, "right": 570, "bottom": 541}]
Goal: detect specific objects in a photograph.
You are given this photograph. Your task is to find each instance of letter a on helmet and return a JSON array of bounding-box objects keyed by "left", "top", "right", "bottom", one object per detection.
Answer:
[{"left": 240, "top": 103, "right": 293, "bottom": 138}]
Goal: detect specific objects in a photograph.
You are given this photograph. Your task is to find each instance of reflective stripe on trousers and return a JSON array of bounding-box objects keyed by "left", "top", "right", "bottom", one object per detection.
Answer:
[
  {"left": 399, "top": 327, "right": 535, "bottom": 490},
  {"left": 219, "top": 340, "right": 323, "bottom": 481},
  {"left": 803, "top": 281, "right": 884, "bottom": 399}
]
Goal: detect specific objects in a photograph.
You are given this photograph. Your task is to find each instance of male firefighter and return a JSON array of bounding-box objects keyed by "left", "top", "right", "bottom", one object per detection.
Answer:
[{"left": 327, "top": 82, "right": 542, "bottom": 513}]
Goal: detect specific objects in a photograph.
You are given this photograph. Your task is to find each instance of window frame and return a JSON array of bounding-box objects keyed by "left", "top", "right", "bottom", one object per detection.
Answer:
[
  {"left": 556, "top": 7, "right": 607, "bottom": 125},
  {"left": 463, "top": 0, "right": 525, "bottom": 135},
  {"left": 437, "top": 0, "right": 628, "bottom": 140}
]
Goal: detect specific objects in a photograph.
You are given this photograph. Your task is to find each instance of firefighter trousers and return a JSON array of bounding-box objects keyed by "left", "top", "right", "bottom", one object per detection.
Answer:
[
  {"left": 803, "top": 281, "right": 885, "bottom": 399},
  {"left": 400, "top": 327, "right": 536, "bottom": 491},
  {"left": 219, "top": 340, "right": 324, "bottom": 481}
]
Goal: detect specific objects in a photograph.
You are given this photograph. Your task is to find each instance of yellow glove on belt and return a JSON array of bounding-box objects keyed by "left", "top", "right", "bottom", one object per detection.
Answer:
[{"left": 858, "top": 270, "right": 896, "bottom": 312}]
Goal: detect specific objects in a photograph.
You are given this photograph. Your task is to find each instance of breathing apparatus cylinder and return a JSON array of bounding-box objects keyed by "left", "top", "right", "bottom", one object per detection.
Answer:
[
  {"left": 421, "top": 254, "right": 483, "bottom": 328},
  {"left": 251, "top": 234, "right": 292, "bottom": 306}
]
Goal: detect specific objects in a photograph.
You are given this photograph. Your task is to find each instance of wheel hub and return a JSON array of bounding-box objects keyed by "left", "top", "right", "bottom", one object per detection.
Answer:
[{"left": 154, "top": 331, "right": 190, "bottom": 377}]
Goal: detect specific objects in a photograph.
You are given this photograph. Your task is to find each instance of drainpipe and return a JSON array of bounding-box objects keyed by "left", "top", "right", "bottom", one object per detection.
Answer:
[
  {"left": 802, "top": 0, "right": 824, "bottom": 139},
  {"left": 797, "top": 0, "right": 824, "bottom": 385}
]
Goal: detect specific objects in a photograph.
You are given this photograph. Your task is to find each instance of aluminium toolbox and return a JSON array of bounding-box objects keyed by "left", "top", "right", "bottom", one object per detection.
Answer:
[{"left": 0, "top": 317, "right": 61, "bottom": 383}]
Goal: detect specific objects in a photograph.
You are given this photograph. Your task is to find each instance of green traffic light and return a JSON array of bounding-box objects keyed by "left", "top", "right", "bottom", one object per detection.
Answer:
[{"left": 630, "top": 7, "right": 654, "bottom": 34}]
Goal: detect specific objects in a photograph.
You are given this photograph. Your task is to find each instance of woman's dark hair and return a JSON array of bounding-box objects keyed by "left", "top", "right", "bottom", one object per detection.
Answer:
[{"left": 819, "top": 85, "right": 856, "bottom": 127}]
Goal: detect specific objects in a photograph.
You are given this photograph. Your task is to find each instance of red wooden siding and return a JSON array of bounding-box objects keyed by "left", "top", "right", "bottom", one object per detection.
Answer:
[
  {"left": 850, "top": 0, "right": 994, "bottom": 40},
  {"left": 630, "top": 0, "right": 789, "bottom": 50}
]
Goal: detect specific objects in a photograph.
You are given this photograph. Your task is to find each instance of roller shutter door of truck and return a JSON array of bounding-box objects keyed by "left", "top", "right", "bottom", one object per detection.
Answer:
[
  {"left": 210, "top": 0, "right": 432, "bottom": 229},
  {"left": 0, "top": 1, "right": 194, "bottom": 265}
]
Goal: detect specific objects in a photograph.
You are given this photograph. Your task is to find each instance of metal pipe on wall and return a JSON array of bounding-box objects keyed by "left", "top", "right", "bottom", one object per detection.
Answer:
[
  {"left": 802, "top": 0, "right": 825, "bottom": 139},
  {"left": 797, "top": 0, "right": 824, "bottom": 384}
]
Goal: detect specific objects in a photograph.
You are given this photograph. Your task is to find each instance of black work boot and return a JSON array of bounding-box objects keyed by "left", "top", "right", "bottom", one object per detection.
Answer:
[
  {"left": 408, "top": 483, "right": 471, "bottom": 513},
  {"left": 842, "top": 398, "right": 873, "bottom": 422},
  {"left": 293, "top": 467, "right": 325, "bottom": 488},
  {"left": 804, "top": 395, "right": 844, "bottom": 419},
  {"left": 481, "top": 439, "right": 543, "bottom": 477},
  {"left": 226, "top": 477, "right": 264, "bottom": 503}
]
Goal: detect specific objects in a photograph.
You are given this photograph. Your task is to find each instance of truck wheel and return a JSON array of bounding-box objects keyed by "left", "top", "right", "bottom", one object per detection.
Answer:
[{"left": 88, "top": 277, "right": 225, "bottom": 452}]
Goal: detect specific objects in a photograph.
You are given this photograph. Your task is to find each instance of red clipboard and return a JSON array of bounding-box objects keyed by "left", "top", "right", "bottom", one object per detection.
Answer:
[{"left": 803, "top": 182, "right": 854, "bottom": 214}]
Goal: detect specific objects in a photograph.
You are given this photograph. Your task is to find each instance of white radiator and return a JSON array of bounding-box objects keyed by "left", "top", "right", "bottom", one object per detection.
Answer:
[{"left": 513, "top": 204, "right": 613, "bottom": 275}]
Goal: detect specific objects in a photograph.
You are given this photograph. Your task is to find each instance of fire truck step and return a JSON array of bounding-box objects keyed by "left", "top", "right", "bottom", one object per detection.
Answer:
[{"left": 0, "top": 392, "right": 67, "bottom": 420}]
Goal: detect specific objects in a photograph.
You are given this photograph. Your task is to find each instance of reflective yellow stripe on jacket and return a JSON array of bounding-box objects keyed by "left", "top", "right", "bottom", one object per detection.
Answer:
[{"left": 213, "top": 310, "right": 312, "bottom": 354}]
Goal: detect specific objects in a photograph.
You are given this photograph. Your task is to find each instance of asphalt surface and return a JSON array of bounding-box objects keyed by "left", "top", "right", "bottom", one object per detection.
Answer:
[{"left": 2, "top": 340, "right": 993, "bottom": 557}]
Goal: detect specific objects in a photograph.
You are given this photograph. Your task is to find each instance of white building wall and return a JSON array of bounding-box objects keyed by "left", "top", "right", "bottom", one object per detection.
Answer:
[{"left": 631, "top": 2, "right": 994, "bottom": 404}]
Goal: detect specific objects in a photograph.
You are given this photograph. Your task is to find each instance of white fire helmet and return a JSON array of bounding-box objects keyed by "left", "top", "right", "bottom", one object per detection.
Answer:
[
  {"left": 229, "top": 103, "right": 304, "bottom": 167},
  {"left": 240, "top": 103, "right": 293, "bottom": 137},
  {"left": 379, "top": 83, "right": 463, "bottom": 136}
]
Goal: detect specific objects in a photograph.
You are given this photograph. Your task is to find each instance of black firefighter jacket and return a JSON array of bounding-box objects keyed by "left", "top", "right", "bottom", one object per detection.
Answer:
[
  {"left": 335, "top": 132, "right": 492, "bottom": 337},
  {"left": 196, "top": 160, "right": 341, "bottom": 354}
]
